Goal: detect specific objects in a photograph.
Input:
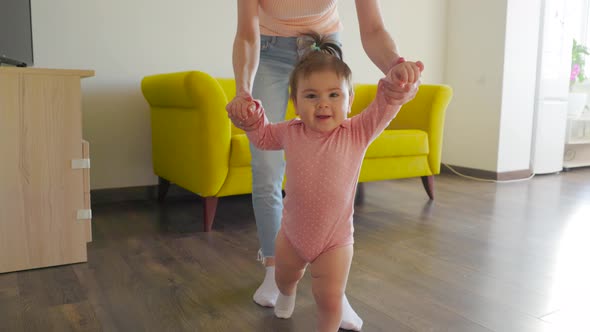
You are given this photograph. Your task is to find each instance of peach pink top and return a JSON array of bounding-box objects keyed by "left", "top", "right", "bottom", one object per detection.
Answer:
[
  {"left": 244, "top": 94, "right": 400, "bottom": 262},
  {"left": 258, "top": 0, "right": 342, "bottom": 37}
]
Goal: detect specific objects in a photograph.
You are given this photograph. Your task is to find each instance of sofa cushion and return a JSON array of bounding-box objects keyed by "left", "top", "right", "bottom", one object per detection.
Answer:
[
  {"left": 365, "top": 129, "right": 429, "bottom": 158},
  {"left": 230, "top": 130, "right": 429, "bottom": 167},
  {"left": 229, "top": 134, "right": 252, "bottom": 167}
]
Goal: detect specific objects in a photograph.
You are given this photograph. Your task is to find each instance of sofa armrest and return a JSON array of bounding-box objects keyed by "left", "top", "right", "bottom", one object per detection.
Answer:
[
  {"left": 390, "top": 84, "right": 453, "bottom": 174},
  {"left": 141, "top": 71, "right": 232, "bottom": 196}
]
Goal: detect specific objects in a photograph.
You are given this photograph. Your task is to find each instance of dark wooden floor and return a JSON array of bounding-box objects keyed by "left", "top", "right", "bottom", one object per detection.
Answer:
[{"left": 1, "top": 169, "right": 590, "bottom": 332}]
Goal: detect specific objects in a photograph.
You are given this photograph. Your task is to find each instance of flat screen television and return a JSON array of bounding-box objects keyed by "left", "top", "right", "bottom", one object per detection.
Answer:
[{"left": 0, "top": 0, "right": 34, "bottom": 67}]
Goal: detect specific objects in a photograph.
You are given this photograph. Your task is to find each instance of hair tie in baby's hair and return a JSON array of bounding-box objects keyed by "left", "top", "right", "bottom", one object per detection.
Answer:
[{"left": 311, "top": 42, "right": 321, "bottom": 52}]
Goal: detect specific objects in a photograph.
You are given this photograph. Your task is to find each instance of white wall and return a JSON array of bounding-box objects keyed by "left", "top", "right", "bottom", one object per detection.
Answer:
[
  {"left": 31, "top": 0, "right": 448, "bottom": 189},
  {"left": 445, "top": 0, "right": 542, "bottom": 173},
  {"left": 445, "top": 0, "right": 507, "bottom": 172}
]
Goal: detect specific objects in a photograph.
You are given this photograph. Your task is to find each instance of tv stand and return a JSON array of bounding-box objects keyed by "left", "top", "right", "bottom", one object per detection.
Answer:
[{"left": 0, "top": 67, "right": 94, "bottom": 273}]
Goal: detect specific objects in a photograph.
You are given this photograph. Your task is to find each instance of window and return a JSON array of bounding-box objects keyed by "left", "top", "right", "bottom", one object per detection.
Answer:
[{"left": 568, "top": 0, "right": 590, "bottom": 84}]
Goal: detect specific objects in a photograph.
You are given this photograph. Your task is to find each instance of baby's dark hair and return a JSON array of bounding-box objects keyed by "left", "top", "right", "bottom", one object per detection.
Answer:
[{"left": 289, "top": 32, "right": 353, "bottom": 101}]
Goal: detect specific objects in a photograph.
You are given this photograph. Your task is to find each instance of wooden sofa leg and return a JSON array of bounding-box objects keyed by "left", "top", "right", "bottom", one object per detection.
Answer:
[
  {"left": 421, "top": 175, "right": 435, "bottom": 200},
  {"left": 158, "top": 177, "right": 170, "bottom": 202},
  {"left": 203, "top": 197, "right": 219, "bottom": 232}
]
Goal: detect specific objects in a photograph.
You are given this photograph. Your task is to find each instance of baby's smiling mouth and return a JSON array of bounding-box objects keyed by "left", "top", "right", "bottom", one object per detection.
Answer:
[{"left": 316, "top": 115, "right": 332, "bottom": 120}]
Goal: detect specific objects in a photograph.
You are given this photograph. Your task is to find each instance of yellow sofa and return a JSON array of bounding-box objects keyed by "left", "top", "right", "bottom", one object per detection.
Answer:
[{"left": 141, "top": 71, "right": 452, "bottom": 231}]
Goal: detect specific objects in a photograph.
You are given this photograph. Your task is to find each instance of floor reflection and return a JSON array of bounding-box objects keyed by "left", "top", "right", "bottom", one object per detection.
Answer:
[{"left": 544, "top": 203, "right": 590, "bottom": 330}]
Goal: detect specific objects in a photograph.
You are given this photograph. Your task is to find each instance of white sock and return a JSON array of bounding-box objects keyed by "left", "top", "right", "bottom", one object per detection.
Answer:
[
  {"left": 253, "top": 266, "right": 279, "bottom": 307},
  {"left": 340, "top": 295, "right": 363, "bottom": 331},
  {"left": 274, "top": 292, "right": 296, "bottom": 319}
]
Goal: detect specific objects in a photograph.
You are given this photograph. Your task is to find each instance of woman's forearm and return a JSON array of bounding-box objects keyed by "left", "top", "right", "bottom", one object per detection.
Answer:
[
  {"left": 233, "top": 0, "right": 261, "bottom": 95},
  {"left": 232, "top": 34, "right": 260, "bottom": 95},
  {"left": 361, "top": 28, "right": 400, "bottom": 75},
  {"left": 355, "top": 0, "right": 401, "bottom": 74}
]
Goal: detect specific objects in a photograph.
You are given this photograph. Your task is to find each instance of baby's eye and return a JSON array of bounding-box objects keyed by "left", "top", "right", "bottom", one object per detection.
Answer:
[
  {"left": 305, "top": 93, "right": 317, "bottom": 99},
  {"left": 330, "top": 92, "right": 340, "bottom": 98}
]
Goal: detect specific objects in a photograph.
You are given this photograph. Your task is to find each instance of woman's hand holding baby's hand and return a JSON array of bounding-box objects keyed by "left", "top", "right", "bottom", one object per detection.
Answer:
[
  {"left": 378, "top": 58, "right": 424, "bottom": 107},
  {"left": 377, "top": 79, "right": 406, "bottom": 107},
  {"left": 226, "top": 91, "right": 258, "bottom": 129},
  {"left": 388, "top": 59, "right": 424, "bottom": 88}
]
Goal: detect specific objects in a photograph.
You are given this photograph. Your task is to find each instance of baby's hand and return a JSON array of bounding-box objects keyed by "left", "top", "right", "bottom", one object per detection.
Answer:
[
  {"left": 376, "top": 58, "right": 424, "bottom": 107},
  {"left": 387, "top": 59, "right": 424, "bottom": 88},
  {"left": 226, "top": 92, "right": 259, "bottom": 129},
  {"left": 377, "top": 78, "right": 407, "bottom": 107}
]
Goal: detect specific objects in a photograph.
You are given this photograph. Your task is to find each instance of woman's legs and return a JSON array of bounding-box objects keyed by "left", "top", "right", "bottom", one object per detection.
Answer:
[
  {"left": 310, "top": 245, "right": 354, "bottom": 332},
  {"left": 251, "top": 36, "right": 298, "bottom": 306}
]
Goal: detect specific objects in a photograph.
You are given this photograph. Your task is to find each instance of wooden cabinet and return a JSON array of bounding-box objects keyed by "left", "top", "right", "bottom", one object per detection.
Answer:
[{"left": 0, "top": 67, "right": 94, "bottom": 273}]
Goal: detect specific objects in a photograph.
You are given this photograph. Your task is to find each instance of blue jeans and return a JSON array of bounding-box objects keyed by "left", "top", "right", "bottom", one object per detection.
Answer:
[{"left": 251, "top": 34, "right": 340, "bottom": 258}]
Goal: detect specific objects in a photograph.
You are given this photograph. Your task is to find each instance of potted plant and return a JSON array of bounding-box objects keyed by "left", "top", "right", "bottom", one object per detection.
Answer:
[
  {"left": 568, "top": 39, "right": 589, "bottom": 117},
  {"left": 571, "top": 39, "right": 589, "bottom": 86}
]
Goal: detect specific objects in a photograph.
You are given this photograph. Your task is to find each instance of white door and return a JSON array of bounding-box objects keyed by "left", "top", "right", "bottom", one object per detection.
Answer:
[
  {"left": 531, "top": 0, "right": 573, "bottom": 174},
  {"left": 532, "top": 100, "right": 569, "bottom": 173}
]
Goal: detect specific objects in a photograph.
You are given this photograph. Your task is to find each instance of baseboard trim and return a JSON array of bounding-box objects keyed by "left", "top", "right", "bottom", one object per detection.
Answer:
[
  {"left": 91, "top": 166, "right": 533, "bottom": 204},
  {"left": 441, "top": 164, "right": 532, "bottom": 181},
  {"left": 90, "top": 184, "right": 195, "bottom": 205}
]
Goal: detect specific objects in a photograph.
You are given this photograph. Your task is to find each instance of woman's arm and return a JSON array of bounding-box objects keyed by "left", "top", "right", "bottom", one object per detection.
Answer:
[
  {"left": 233, "top": 0, "right": 260, "bottom": 96},
  {"left": 354, "top": 0, "right": 400, "bottom": 75},
  {"left": 355, "top": 0, "right": 421, "bottom": 103}
]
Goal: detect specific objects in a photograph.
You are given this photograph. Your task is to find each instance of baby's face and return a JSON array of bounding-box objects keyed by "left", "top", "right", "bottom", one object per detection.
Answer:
[{"left": 294, "top": 70, "right": 353, "bottom": 133}]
